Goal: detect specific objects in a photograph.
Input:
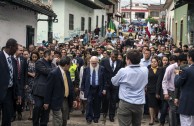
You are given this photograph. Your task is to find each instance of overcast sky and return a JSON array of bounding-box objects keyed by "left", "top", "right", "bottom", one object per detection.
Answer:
[{"left": 121, "top": 0, "right": 166, "bottom": 6}]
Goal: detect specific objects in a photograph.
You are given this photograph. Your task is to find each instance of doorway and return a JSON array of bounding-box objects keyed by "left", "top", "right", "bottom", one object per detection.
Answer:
[{"left": 26, "top": 26, "right": 34, "bottom": 48}]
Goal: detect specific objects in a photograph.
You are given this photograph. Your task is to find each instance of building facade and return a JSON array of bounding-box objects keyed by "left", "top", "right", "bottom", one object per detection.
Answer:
[
  {"left": 121, "top": 3, "right": 149, "bottom": 23},
  {"left": 37, "top": 0, "right": 121, "bottom": 43},
  {"left": 0, "top": 0, "right": 56, "bottom": 49}
]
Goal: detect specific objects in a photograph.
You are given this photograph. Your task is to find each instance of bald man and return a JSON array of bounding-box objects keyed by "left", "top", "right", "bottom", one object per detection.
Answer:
[{"left": 81, "top": 56, "right": 106, "bottom": 124}]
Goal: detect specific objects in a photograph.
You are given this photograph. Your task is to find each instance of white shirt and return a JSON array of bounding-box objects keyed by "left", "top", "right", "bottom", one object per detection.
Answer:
[
  {"left": 59, "top": 66, "right": 65, "bottom": 82},
  {"left": 90, "top": 64, "right": 99, "bottom": 86},
  {"left": 110, "top": 58, "right": 117, "bottom": 71}
]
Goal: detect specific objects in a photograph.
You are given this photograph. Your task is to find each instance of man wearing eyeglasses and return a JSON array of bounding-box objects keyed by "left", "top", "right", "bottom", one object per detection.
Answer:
[{"left": 80, "top": 56, "right": 106, "bottom": 124}]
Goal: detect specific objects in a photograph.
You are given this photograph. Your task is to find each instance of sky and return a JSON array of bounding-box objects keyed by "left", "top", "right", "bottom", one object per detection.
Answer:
[{"left": 121, "top": 0, "right": 166, "bottom": 6}]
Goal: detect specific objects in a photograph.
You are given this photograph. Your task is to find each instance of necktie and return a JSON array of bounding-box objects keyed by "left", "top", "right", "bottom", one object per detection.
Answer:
[
  {"left": 16, "top": 58, "right": 21, "bottom": 79},
  {"left": 64, "top": 72, "right": 69, "bottom": 97},
  {"left": 92, "top": 69, "right": 96, "bottom": 86},
  {"left": 7, "top": 57, "right": 13, "bottom": 87},
  {"left": 112, "top": 62, "right": 114, "bottom": 71}
]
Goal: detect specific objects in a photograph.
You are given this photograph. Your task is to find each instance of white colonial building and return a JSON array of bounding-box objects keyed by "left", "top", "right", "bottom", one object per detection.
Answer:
[
  {"left": 37, "top": 0, "right": 121, "bottom": 43},
  {"left": 0, "top": 0, "right": 56, "bottom": 49},
  {"left": 164, "top": 0, "right": 174, "bottom": 36}
]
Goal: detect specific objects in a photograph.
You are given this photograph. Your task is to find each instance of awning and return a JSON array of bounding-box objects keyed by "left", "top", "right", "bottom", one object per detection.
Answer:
[
  {"left": 115, "top": 12, "right": 121, "bottom": 17},
  {"left": 99, "top": 0, "right": 114, "bottom": 5},
  {"left": 7, "top": 0, "right": 57, "bottom": 18},
  {"left": 74, "top": 0, "right": 103, "bottom": 9}
]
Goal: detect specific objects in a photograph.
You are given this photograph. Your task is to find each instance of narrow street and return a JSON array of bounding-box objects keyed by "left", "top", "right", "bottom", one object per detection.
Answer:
[{"left": 9, "top": 111, "right": 168, "bottom": 126}]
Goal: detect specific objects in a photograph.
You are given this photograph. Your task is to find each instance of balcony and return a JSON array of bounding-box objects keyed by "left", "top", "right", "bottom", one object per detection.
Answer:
[
  {"left": 99, "top": 0, "right": 114, "bottom": 5},
  {"left": 74, "top": 0, "right": 103, "bottom": 9}
]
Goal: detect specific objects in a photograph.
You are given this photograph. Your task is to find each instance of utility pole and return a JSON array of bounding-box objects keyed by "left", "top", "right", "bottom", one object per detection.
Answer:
[{"left": 130, "top": 0, "right": 132, "bottom": 23}]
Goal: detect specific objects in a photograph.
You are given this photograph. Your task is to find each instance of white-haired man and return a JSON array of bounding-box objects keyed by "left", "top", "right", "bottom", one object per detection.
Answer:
[{"left": 81, "top": 56, "right": 106, "bottom": 124}]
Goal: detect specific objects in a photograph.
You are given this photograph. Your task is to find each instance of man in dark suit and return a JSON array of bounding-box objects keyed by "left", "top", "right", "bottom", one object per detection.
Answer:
[
  {"left": 100, "top": 50, "right": 123, "bottom": 122},
  {"left": 44, "top": 56, "right": 77, "bottom": 126},
  {"left": 12, "top": 44, "right": 28, "bottom": 121},
  {"left": 174, "top": 49, "right": 194, "bottom": 125},
  {"left": 81, "top": 56, "right": 106, "bottom": 124},
  {"left": 32, "top": 50, "right": 55, "bottom": 126},
  {"left": 0, "top": 39, "right": 22, "bottom": 126}
]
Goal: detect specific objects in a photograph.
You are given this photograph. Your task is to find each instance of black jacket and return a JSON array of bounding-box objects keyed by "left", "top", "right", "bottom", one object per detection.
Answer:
[
  {"left": 175, "top": 64, "right": 194, "bottom": 115},
  {"left": 0, "top": 51, "right": 21, "bottom": 103},
  {"left": 100, "top": 58, "right": 123, "bottom": 89},
  {"left": 147, "top": 67, "right": 162, "bottom": 94},
  {"left": 33, "top": 58, "right": 55, "bottom": 97}
]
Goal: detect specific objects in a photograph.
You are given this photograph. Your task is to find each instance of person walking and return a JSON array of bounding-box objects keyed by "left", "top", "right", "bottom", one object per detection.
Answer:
[
  {"left": 147, "top": 56, "right": 162, "bottom": 125},
  {"left": 12, "top": 44, "right": 28, "bottom": 121},
  {"left": 112, "top": 49, "right": 148, "bottom": 126},
  {"left": 25, "top": 52, "right": 39, "bottom": 120},
  {"left": 32, "top": 50, "right": 55, "bottom": 126},
  {"left": 80, "top": 56, "right": 106, "bottom": 124},
  {"left": 0, "top": 39, "right": 22, "bottom": 126},
  {"left": 100, "top": 50, "right": 123, "bottom": 122},
  {"left": 174, "top": 49, "right": 194, "bottom": 126},
  {"left": 44, "top": 56, "right": 77, "bottom": 126}
]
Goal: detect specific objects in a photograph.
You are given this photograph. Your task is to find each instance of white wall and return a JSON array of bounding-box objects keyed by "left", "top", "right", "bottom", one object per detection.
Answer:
[
  {"left": 165, "top": 1, "right": 174, "bottom": 35},
  {"left": 37, "top": 0, "right": 107, "bottom": 43},
  {"left": 0, "top": 3, "right": 37, "bottom": 48}
]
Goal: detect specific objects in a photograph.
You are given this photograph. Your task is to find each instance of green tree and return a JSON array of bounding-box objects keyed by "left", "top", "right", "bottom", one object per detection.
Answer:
[{"left": 145, "top": 16, "right": 158, "bottom": 24}]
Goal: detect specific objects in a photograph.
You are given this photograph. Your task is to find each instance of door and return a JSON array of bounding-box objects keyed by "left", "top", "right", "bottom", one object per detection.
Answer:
[{"left": 26, "top": 26, "right": 34, "bottom": 48}]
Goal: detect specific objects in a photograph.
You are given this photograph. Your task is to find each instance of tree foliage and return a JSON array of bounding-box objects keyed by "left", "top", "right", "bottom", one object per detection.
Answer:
[{"left": 145, "top": 16, "right": 158, "bottom": 24}]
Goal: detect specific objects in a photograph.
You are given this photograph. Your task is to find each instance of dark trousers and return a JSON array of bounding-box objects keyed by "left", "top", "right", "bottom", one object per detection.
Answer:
[
  {"left": 33, "top": 96, "right": 50, "bottom": 126},
  {"left": 168, "top": 90, "right": 180, "bottom": 126},
  {"left": 101, "top": 85, "right": 118, "bottom": 118},
  {"left": 86, "top": 86, "right": 101, "bottom": 121},
  {"left": 0, "top": 88, "right": 14, "bottom": 126},
  {"left": 160, "top": 100, "right": 169, "bottom": 124}
]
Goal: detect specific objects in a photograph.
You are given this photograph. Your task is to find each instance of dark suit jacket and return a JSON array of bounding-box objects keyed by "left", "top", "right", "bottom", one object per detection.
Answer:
[
  {"left": 0, "top": 51, "right": 21, "bottom": 103},
  {"left": 156, "top": 67, "right": 167, "bottom": 100},
  {"left": 175, "top": 64, "right": 194, "bottom": 115},
  {"left": 33, "top": 58, "right": 55, "bottom": 97},
  {"left": 16, "top": 56, "right": 28, "bottom": 94},
  {"left": 147, "top": 67, "right": 162, "bottom": 93},
  {"left": 81, "top": 66, "right": 106, "bottom": 98},
  {"left": 100, "top": 58, "right": 123, "bottom": 89},
  {"left": 44, "top": 67, "right": 75, "bottom": 111}
]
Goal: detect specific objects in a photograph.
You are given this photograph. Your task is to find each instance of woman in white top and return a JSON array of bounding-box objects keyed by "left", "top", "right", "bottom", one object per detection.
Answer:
[{"left": 79, "top": 56, "right": 91, "bottom": 114}]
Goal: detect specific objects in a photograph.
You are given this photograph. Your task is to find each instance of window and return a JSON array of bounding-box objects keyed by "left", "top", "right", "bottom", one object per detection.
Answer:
[
  {"left": 135, "top": 12, "right": 145, "bottom": 19},
  {"left": 96, "top": 16, "right": 98, "bottom": 27},
  {"left": 150, "top": 11, "right": 159, "bottom": 17},
  {"left": 101, "top": 15, "right": 104, "bottom": 36},
  {"left": 88, "top": 17, "right": 92, "bottom": 32},
  {"left": 81, "top": 17, "right": 85, "bottom": 31},
  {"left": 69, "top": 14, "right": 74, "bottom": 30},
  {"left": 180, "top": 20, "right": 183, "bottom": 43}
]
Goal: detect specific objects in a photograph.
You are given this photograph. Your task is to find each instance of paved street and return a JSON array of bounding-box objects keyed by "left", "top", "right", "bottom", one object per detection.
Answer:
[{"left": 6, "top": 110, "right": 169, "bottom": 126}]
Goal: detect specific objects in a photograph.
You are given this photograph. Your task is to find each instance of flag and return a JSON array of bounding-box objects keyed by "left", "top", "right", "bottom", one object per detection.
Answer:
[
  {"left": 108, "top": 20, "right": 116, "bottom": 33},
  {"left": 145, "top": 21, "right": 151, "bottom": 38}
]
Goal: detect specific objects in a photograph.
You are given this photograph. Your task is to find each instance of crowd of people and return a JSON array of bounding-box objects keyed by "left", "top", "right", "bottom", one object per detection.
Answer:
[{"left": 0, "top": 22, "right": 194, "bottom": 126}]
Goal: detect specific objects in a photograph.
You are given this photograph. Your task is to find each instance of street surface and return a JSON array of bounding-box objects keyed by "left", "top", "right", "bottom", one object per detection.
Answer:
[{"left": 6, "top": 110, "right": 169, "bottom": 126}]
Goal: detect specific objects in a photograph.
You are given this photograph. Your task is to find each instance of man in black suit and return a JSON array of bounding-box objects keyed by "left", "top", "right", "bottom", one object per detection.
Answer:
[
  {"left": 174, "top": 49, "right": 194, "bottom": 126},
  {"left": 32, "top": 50, "right": 55, "bottom": 126},
  {"left": 44, "top": 56, "right": 77, "bottom": 126},
  {"left": 12, "top": 44, "right": 28, "bottom": 121},
  {"left": 100, "top": 50, "right": 123, "bottom": 122},
  {"left": 81, "top": 56, "right": 106, "bottom": 124},
  {"left": 0, "top": 39, "right": 22, "bottom": 126}
]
